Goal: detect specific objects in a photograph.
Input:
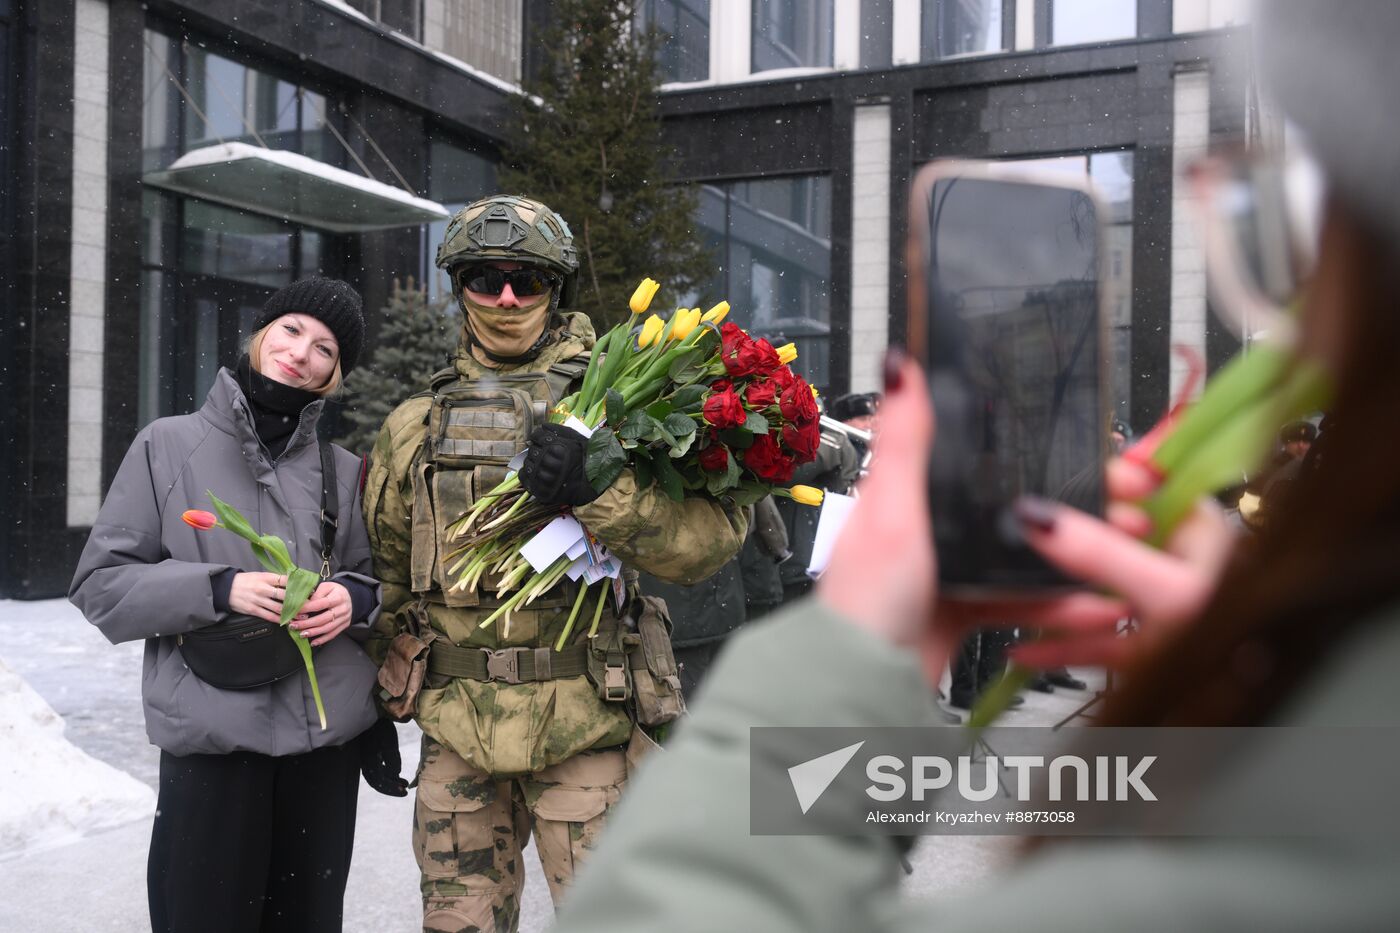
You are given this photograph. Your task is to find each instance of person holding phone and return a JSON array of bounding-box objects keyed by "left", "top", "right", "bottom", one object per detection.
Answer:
[
  {"left": 549, "top": 3, "right": 1400, "bottom": 930},
  {"left": 69, "top": 277, "right": 399, "bottom": 933}
]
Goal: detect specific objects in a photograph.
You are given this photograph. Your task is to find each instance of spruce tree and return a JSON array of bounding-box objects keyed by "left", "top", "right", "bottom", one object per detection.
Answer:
[
  {"left": 501, "top": 0, "right": 713, "bottom": 331},
  {"left": 335, "top": 278, "right": 460, "bottom": 454}
]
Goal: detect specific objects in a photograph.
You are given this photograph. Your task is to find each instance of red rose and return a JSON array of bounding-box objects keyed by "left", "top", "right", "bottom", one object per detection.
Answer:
[
  {"left": 779, "top": 376, "right": 819, "bottom": 424},
  {"left": 742, "top": 433, "right": 796, "bottom": 484},
  {"left": 709, "top": 378, "right": 734, "bottom": 395},
  {"left": 702, "top": 388, "right": 746, "bottom": 429},
  {"left": 782, "top": 420, "right": 821, "bottom": 462},
  {"left": 744, "top": 381, "right": 778, "bottom": 409},
  {"left": 720, "top": 323, "right": 781, "bottom": 377},
  {"left": 698, "top": 441, "right": 729, "bottom": 472},
  {"left": 769, "top": 365, "right": 796, "bottom": 391}
]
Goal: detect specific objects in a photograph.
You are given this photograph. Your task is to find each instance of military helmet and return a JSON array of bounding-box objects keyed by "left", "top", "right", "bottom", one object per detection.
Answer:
[{"left": 436, "top": 195, "right": 579, "bottom": 308}]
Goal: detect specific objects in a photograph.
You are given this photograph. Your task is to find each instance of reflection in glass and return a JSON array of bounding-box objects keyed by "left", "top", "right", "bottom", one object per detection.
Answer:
[
  {"left": 1051, "top": 0, "right": 1136, "bottom": 46},
  {"left": 860, "top": 0, "right": 893, "bottom": 69},
  {"left": 751, "top": 0, "right": 834, "bottom": 72},
  {"left": 921, "top": 0, "right": 1003, "bottom": 60},
  {"left": 179, "top": 200, "right": 295, "bottom": 289},
  {"left": 691, "top": 176, "right": 832, "bottom": 387},
  {"left": 638, "top": 0, "right": 710, "bottom": 83},
  {"left": 925, "top": 177, "right": 1103, "bottom": 584}
]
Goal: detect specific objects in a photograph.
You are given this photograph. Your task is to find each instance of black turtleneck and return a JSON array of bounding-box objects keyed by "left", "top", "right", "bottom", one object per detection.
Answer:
[{"left": 235, "top": 355, "right": 321, "bottom": 461}]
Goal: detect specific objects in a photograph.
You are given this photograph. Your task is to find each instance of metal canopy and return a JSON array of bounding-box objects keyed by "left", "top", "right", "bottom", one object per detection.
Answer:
[{"left": 142, "top": 142, "right": 450, "bottom": 233}]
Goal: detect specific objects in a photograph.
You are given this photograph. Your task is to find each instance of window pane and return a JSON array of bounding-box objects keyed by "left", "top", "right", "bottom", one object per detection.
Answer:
[
  {"left": 752, "top": 0, "right": 834, "bottom": 72},
  {"left": 640, "top": 0, "right": 710, "bottom": 83},
  {"left": 179, "top": 200, "right": 295, "bottom": 288},
  {"left": 141, "top": 31, "right": 182, "bottom": 172},
  {"left": 922, "top": 0, "right": 1004, "bottom": 60},
  {"left": 422, "top": 0, "right": 522, "bottom": 85},
  {"left": 1051, "top": 0, "right": 1136, "bottom": 46},
  {"left": 708, "top": 176, "right": 832, "bottom": 387},
  {"left": 860, "top": 0, "right": 893, "bottom": 69}
]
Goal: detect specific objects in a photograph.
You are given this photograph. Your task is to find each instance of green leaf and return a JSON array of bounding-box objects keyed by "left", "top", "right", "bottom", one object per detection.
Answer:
[
  {"left": 666, "top": 348, "right": 702, "bottom": 381},
  {"left": 619, "top": 411, "right": 650, "bottom": 441},
  {"left": 634, "top": 448, "right": 655, "bottom": 490},
  {"left": 206, "top": 492, "right": 259, "bottom": 544},
  {"left": 726, "top": 481, "right": 772, "bottom": 508},
  {"left": 668, "top": 431, "right": 696, "bottom": 459},
  {"left": 605, "top": 388, "right": 625, "bottom": 427},
  {"left": 651, "top": 452, "right": 685, "bottom": 502},
  {"left": 585, "top": 429, "right": 627, "bottom": 493},
  {"left": 279, "top": 566, "right": 321, "bottom": 625},
  {"left": 258, "top": 534, "right": 294, "bottom": 574},
  {"left": 670, "top": 384, "right": 707, "bottom": 410},
  {"left": 662, "top": 412, "right": 697, "bottom": 438},
  {"left": 646, "top": 399, "right": 674, "bottom": 421},
  {"left": 744, "top": 411, "right": 770, "bottom": 435},
  {"left": 718, "top": 427, "right": 754, "bottom": 450},
  {"left": 645, "top": 417, "right": 679, "bottom": 448}
]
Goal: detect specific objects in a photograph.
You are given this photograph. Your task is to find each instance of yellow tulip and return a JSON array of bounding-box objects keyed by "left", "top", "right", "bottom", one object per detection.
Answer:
[
  {"left": 776, "top": 342, "right": 798, "bottom": 365},
  {"left": 789, "top": 485, "right": 824, "bottom": 507},
  {"left": 701, "top": 301, "right": 730, "bottom": 325},
  {"left": 638, "top": 314, "right": 664, "bottom": 348},
  {"left": 811, "top": 385, "right": 820, "bottom": 399},
  {"left": 671, "top": 307, "right": 702, "bottom": 341},
  {"left": 629, "top": 278, "right": 661, "bottom": 315}
]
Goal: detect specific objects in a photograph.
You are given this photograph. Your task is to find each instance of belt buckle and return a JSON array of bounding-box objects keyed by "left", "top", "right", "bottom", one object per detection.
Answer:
[
  {"left": 485, "top": 647, "right": 524, "bottom": 684},
  {"left": 603, "top": 656, "right": 628, "bottom": 701}
]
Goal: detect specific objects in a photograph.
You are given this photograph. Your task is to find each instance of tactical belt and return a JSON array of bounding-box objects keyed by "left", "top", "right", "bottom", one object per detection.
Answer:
[{"left": 427, "top": 641, "right": 643, "bottom": 685}]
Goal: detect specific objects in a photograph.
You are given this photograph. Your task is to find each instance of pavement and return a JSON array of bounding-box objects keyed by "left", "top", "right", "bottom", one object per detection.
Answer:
[{"left": 0, "top": 599, "right": 1104, "bottom": 931}]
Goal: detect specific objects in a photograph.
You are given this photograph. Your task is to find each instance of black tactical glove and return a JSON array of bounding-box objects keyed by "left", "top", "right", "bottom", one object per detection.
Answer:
[
  {"left": 519, "top": 424, "right": 604, "bottom": 507},
  {"left": 358, "top": 718, "right": 408, "bottom": 797}
]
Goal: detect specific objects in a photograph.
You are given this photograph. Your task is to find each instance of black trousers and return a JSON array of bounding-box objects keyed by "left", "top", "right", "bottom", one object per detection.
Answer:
[{"left": 148, "top": 744, "right": 360, "bottom": 933}]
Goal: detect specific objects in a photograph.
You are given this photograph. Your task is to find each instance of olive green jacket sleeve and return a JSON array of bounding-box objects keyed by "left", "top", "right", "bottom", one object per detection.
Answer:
[
  {"left": 554, "top": 601, "right": 1400, "bottom": 933},
  {"left": 573, "top": 468, "right": 748, "bottom": 586},
  {"left": 361, "top": 398, "right": 429, "bottom": 666}
]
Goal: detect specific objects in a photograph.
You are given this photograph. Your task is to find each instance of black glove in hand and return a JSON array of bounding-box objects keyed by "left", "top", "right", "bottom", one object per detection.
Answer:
[
  {"left": 358, "top": 718, "right": 408, "bottom": 797},
  {"left": 519, "top": 424, "right": 604, "bottom": 507}
]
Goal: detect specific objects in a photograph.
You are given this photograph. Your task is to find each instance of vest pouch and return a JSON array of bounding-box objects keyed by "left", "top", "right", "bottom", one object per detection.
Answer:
[
  {"left": 629, "top": 596, "right": 686, "bottom": 726},
  {"left": 587, "top": 627, "right": 635, "bottom": 706}
]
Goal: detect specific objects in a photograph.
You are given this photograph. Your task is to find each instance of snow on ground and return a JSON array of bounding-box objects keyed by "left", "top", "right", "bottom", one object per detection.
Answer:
[{"left": 0, "top": 652, "right": 155, "bottom": 859}]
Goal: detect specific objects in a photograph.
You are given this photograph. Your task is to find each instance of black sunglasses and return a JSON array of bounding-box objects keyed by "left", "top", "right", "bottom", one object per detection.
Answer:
[{"left": 459, "top": 266, "right": 556, "bottom": 298}]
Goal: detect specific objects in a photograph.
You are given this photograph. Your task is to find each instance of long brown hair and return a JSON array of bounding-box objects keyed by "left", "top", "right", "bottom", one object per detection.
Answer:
[{"left": 1100, "top": 209, "right": 1400, "bottom": 727}]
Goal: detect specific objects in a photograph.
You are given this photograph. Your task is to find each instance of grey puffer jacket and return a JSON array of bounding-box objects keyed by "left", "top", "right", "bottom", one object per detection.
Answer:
[{"left": 70, "top": 368, "right": 381, "bottom": 757}]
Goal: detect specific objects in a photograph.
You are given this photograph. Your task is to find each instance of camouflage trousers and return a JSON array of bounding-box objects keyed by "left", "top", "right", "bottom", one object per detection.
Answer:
[{"left": 413, "top": 734, "right": 627, "bottom": 933}]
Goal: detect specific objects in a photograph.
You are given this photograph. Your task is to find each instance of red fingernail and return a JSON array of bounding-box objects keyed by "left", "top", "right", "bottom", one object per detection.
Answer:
[
  {"left": 1013, "top": 496, "right": 1058, "bottom": 533},
  {"left": 883, "top": 347, "right": 906, "bottom": 392}
]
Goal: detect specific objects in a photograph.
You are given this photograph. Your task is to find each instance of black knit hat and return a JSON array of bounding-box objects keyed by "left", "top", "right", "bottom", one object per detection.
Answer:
[{"left": 255, "top": 277, "right": 366, "bottom": 374}]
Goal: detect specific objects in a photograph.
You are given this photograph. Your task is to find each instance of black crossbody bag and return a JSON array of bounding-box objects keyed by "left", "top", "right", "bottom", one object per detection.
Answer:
[{"left": 178, "top": 440, "right": 339, "bottom": 690}]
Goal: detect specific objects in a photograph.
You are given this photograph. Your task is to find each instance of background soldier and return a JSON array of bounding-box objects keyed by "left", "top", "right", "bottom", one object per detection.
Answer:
[{"left": 363, "top": 195, "right": 745, "bottom": 933}]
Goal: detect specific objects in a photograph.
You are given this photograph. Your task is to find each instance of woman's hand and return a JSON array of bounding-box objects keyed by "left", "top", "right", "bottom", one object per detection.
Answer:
[
  {"left": 816, "top": 350, "right": 1236, "bottom": 685},
  {"left": 228, "top": 571, "right": 288, "bottom": 624},
  {"left": 291, "top": 582, "right": 354, "bottom": 646}
]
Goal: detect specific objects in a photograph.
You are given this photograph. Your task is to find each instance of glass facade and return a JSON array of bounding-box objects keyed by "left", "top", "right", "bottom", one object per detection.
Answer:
[
  {"left": 1051, "top": 0, "right": 1137, "bottom": 46},
  {"left": 922, "top": 0, "right": 1004, "bottom": 60},
  {"left": 638, "top": 0, "right": 710, "bottom": 83},
  {"left": 751, "top": 0, "right": 834, "bottom": 72},
  {"left": 423, "top": 136, "right": 498, "bottom": 301},
  {"left": 140, "top": 28, "right": 339, "bottom": 422},
  {"left": 422, "top": 0, "right": 523, "bottom": 85},
  {"left": 692, "top": 175, "right": 833, "bottom": 388}
]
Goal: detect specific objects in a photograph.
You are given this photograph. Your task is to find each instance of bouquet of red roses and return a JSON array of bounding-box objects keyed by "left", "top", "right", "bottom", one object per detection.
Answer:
[{"left": 444, "top": 279, "right": 825, "bottom": 647}]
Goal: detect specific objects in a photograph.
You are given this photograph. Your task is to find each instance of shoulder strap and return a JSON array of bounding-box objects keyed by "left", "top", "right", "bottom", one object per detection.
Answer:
[
  {"left": 427, "top": 364, "right": 459, "bottom": 393},
  {"left": 543, "top": 356, "right": 590, "bottom": 404},
  {"left": 318, "top": 438, "right": 339, "bottom": 579}
]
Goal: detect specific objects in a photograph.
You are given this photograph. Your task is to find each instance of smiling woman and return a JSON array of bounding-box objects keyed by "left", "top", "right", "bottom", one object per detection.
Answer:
[{"left": 247, "top": 275, "right": 366, "bottom": 397}]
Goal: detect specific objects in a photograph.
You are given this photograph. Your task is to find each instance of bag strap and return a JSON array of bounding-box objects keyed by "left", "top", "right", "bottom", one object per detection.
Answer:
[{"left": 318, "top": 437, "right": 339, "bottom": 580}]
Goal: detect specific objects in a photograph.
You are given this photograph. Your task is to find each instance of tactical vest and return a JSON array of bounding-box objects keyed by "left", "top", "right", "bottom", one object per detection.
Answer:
[{"left": 409, "top": 357, "right": 589, "bottom": 610}]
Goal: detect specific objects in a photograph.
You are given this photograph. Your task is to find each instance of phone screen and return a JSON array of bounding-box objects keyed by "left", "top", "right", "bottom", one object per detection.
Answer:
[{"left": 922, "top": 174, "right": 1106, "bottom": 589}]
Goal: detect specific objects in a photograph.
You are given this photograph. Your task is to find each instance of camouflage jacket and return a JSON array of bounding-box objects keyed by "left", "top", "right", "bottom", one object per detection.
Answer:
[{"left": 364, "top": 313, "right": 747, "bottom": 775}]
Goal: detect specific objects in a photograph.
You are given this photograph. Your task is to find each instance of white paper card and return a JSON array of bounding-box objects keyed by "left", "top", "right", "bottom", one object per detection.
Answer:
[
  {"left": 520, "top": 515, "right": 586, "bottom": 574},
  {"left": 565, "top": 555, "right": 590, "bottom": 581},
  {"left": 564, "top": 416, "right": 594, "bottom": 438},
  {"left": 566, "top": 537, "right": 589, "bottom": 561},
  {"left": 506, "top": 450, "right": 528, "bottom": 472},
  {"left": 806, "top": 491, "right": 857, "bottom": 579}
]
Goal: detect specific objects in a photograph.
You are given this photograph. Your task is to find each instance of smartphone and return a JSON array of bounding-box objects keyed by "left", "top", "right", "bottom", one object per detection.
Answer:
[{"left": 906, "top": 161, "right": 1109, "bottom": 594}]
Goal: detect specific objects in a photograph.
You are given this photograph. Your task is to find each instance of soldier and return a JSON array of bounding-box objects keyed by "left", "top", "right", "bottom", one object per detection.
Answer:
[{"left": 364, "top": 195, "right": 746, "bottom": 933}]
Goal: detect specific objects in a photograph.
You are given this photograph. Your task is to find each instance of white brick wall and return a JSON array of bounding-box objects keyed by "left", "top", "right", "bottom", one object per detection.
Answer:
[
  {"left": 849, "top": 103, "right": 891, "bottom": 394},
  {"left": 1169, "top": 69, "right": 1210, "bottom": 403},
  {"left": 68, "top": 0, "right": 109, "bottom": 528},
  {"left": 891, "top": 0, "right": 921, "bottom": 65}
]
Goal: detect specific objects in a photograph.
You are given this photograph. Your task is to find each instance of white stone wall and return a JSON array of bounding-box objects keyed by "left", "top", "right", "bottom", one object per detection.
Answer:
[
  {"left": 1170, "top": 68, "right": 1211, "bottom": 403},
  {"left": 1174, "top": 0, "right": 1248, "bottom": 32},
  {"left": 849, "top": 103, "right": 891, "bottom": 393},
  {"left": 1015, "top": 0, "right": 1035, "bottom": 50},
  {"left": 68, "top": 0, "right": 109, "bottom": 528},
  {"left": 891, "top": 0, "right": 921, "bottom": 65}
]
